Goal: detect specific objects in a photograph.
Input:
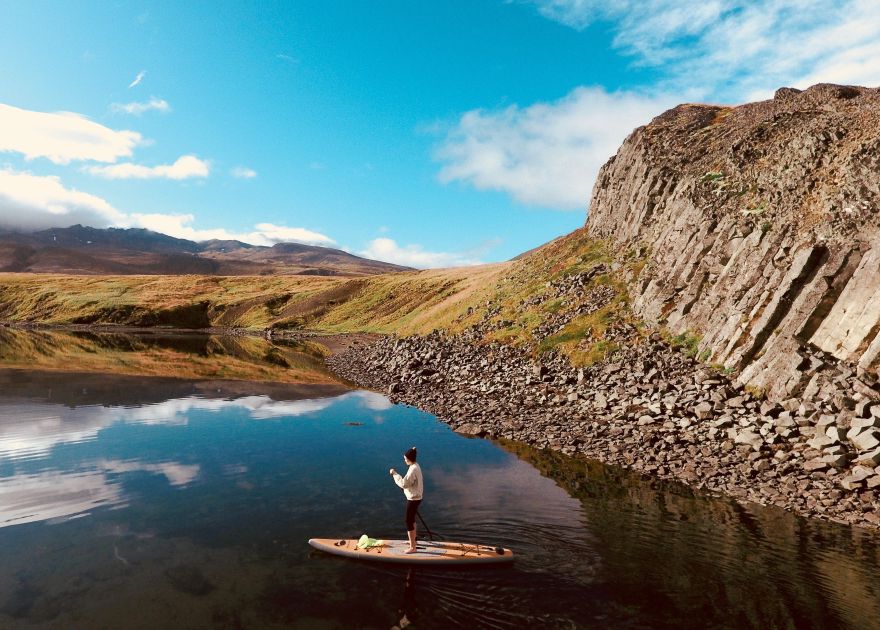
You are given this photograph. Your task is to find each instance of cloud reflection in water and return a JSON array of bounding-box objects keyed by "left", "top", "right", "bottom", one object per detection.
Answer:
[{"left": 0, "top": 389, "right": 391, "bottom": 528}]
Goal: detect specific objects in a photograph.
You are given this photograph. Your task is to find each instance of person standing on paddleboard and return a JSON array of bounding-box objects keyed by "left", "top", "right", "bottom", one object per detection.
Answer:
[{"left": 390, "top": 446, "right": 423, "bottom": 554}]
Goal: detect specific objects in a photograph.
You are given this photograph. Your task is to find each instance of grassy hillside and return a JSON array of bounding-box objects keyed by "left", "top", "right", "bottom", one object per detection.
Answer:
[{"left": 0, "top": 229, "right": 646, "bottom": 365}]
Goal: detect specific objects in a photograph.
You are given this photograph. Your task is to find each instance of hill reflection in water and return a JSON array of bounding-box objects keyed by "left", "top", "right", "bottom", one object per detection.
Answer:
[{"left": 0, "top": 327, "right": 344, "bottom": 385}]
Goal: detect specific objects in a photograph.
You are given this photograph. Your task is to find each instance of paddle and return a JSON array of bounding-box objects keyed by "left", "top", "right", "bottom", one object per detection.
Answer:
[{"left": 415, "top": 508, "right": 437, "bottom": 541}]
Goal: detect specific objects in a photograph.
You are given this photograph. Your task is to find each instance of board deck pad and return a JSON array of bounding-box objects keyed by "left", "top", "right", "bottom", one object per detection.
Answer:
[{"left": 308, "top": 538, "right": 514, "bottom": 565}]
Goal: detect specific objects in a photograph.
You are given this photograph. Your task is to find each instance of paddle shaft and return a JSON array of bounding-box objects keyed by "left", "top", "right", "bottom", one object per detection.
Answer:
[{"left": 415, "top": 508, "right": 437, "bottom": 541}]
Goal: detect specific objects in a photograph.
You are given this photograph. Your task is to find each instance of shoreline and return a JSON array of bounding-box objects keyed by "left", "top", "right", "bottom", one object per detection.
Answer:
[
  {"left": 6, "top": 320, "right": 880, "bottom": 531},
  {"left": 327, "top": 331, "right": 880, "bottom": 532},
  {"left": 0, "top": 320, "right": 380, "bottom": 352}
]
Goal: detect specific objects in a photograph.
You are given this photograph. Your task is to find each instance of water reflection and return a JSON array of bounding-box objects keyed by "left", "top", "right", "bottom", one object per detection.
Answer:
[
  {"left": 0, "top": 368, "right": 385, "bottom": 531},
  {"left": 501, "top": 440, "right": 880, "bottom": 629},
  {"left": 0, "top": 391, "right": 387, "bottom": 462},
  {"left": 0, "top": 327, "right": 342, "bottom": 384},
  {"left": 0, "top": 470, "right": 124, "bottom": 528}
]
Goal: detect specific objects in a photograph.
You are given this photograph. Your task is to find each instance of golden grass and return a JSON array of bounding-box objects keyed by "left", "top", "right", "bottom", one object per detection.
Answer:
[{"left": 0, "top": 227, "right": 648, "bottom": 364}]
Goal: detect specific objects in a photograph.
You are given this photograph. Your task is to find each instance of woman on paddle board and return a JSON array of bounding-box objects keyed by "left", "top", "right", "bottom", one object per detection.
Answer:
[{"left": 390, "top": 446, "right": 423, "bottom": 554}]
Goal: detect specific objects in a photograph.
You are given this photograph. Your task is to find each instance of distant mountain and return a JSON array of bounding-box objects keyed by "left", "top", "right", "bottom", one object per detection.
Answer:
[{"left": 0, "top": 225, "right": 410, "bottom": 276}]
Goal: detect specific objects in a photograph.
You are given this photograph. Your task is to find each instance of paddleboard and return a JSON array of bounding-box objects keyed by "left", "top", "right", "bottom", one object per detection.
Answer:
[{"left": 308, "top": 538, "right": 514, "bottom": 565}]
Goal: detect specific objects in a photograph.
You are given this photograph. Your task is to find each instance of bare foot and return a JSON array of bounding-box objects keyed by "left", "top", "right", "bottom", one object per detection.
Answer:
[{"left": 404, "top": 547, "right": 418, "bottom": 554}]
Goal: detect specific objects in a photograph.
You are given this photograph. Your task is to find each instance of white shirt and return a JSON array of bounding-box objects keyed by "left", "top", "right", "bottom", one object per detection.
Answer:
[{"left": 393, "top": 463, "right": 423, "bottom": 500}]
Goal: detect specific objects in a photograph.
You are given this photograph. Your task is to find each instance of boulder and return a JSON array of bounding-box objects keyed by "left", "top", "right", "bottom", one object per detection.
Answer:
[
  {"left": 808, "top": 435, "right": 834, "bottom": 450},
  {"left": 798, "top": 401, "right": 817, "bottom": 418},
  {"left": 846, "top": 426, "right": 867, "bottom": 441},
  {"left": 816, "top": 415, "right": 838, "bottom": 431},
  {"left": 760, "top": 401, "right": 783, "bottom": 418},
  {"left": 850, "top": 415, "right": 880, "bottom": 430},
  {"left": 455, "top": 423, "right": 487, "bottom": 437},
  {"left": 850, "top": 465, "right": 874, "bottom": 482},
  {"left": 822, "top": 453, "right": 849, "bottom": 467},
  {"left": 851, "top": 430, "right": 880, "bottom": 452},
  {"left": 841, "top": 476, "right": 865, "bottom": 491},
  {"left": 856, "top": 447, "right": 880, "bottom": 466},
  {"left": 804, "top": 459, "right": 830, "bottom": 473},
  {"left": 694, "top": 402, "right": 714, "bottom": 420},
  {"left": 825, "top": 425, "right": 844, "bottom": 443},
  {"left": 855, "top": 399, "right": 875, "bottom": 419},
  {"left": 734, "top": 430, "right": 763, "bottom": 450},
  {"left": 774, "top": 413, "right": 796, "bottom": 428}
]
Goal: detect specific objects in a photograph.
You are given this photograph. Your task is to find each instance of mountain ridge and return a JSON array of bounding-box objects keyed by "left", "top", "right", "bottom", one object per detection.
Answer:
[{"left": 0, "top": 224, "right": 410, "bottom": 276}]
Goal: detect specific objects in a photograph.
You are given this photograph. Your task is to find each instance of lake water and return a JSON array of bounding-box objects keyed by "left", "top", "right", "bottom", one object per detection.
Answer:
[{"left": 1, "top": 335, "right": 880, "bottom": 628}]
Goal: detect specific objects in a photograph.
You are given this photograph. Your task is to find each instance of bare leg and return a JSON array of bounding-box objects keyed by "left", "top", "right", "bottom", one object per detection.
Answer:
[{"left": 405, "top": 527, "right": 417, "bottom": 553}]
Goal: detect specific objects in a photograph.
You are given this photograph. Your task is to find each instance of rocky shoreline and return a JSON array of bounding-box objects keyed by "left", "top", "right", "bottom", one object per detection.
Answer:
[{"left": 328, "top": 330, "right": 880, "bottom": 531}]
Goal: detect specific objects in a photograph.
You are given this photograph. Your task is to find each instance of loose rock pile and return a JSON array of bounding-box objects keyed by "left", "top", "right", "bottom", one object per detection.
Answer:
[
  {"left": 328, "top": 328, "right": 880, "bottom": 529},
  {"left": 530, "top": 284, "right": 617, "bottom": 340}
]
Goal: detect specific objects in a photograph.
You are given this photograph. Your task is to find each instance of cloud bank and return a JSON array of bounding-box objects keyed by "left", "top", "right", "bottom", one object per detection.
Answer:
[
  {"left": 0, "top": 169, "right": 126, "bottom": 231},
  {"left": 531, "top": 0, "right": 880, "bottom": 100},
  {"left": 0, "top": 103, "right": 142, "bottom": 164},
  {"left": 437, "top": 87, "right": 672, "bottom": 209}
]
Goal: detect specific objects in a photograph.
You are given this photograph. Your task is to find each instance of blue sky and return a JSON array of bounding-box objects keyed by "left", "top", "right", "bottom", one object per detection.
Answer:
[{"left": 1, "top": 1, "right": 878, "bottom": 267}]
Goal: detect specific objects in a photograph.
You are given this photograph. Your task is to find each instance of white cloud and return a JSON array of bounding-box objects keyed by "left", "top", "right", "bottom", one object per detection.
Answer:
[
  {"left": 86, "top": 155, "right": 210, "bottom": 180},
  {"left": 436, "top": 87, "right": 673, "bottom": 209},
  {"left": 128, "top": 70, "right": 146, "bottom": 88},
  {"left": 130, "top": 213, "right": 336, "bottom": 246},
  {"left": 110, "top": 97, "right": 171, "bottom": 116},
  {"left": 530, "top": 1, "right": 880, "bottom": 99},
  {"left": 251, "top": 222, "right": 335, "bottom": 246},
  {"left": 359, "top": 237, "right": 485, "bottom": 268},
  {"left": 230, "top": 165, "right": 257, "bottom": 179},
  {"left": 0, "top": 168, "right": 126, "bottom": 231},
  {"left": 0, "top": 103, "right": 142, "bottom": 164}
]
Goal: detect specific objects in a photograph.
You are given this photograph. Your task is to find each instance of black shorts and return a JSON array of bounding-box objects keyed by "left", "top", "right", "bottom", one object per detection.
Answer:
[{"left": 405, "top": 499, "right": 422, "bottom": 531}]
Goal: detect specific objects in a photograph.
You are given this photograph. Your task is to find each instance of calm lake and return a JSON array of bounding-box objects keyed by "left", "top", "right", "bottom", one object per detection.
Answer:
[{"left": 0, "top": 332, "right": 880, "bottom": 628}]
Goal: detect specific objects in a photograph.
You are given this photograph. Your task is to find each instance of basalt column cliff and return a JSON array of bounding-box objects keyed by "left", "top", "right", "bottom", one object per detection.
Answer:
[{"left": 588, "top": 84, "right": 880, "bottom": 401}]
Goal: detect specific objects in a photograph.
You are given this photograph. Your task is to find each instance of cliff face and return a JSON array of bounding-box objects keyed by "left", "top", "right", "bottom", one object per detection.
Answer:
[{"left": 587, "top": 84, "right": 880, "bottom": 400}]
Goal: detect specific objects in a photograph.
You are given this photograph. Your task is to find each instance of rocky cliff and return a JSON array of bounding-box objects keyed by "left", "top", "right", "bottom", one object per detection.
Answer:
[{"left": 587, "top": 84, "right": 880, "bottom": 401}]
